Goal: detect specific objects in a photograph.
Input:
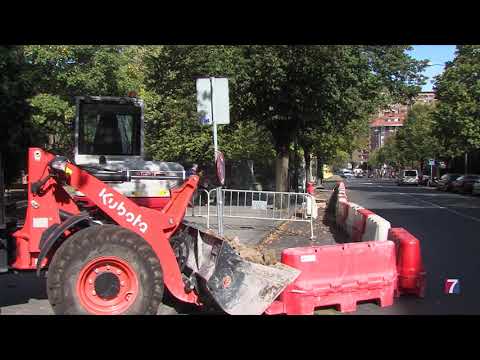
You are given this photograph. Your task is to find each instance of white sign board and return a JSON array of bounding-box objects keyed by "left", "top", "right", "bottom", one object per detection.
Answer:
[
  {"left": 428, "top": 159, "right": 435, "bottom": 166},
  {"left": 196, "top": 78, "right": 213, "bottom": 125},
  {"left": 196, "top": 78, "right": 230, "bottom": 125},
  {"left": 251, "top": 200, "right": 268, "bottom": 210}
]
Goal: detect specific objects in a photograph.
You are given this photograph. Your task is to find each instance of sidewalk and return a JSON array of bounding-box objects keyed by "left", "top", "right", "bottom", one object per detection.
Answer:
[{"left": 258, "top": 189, "right": 349, "bottom": 260}]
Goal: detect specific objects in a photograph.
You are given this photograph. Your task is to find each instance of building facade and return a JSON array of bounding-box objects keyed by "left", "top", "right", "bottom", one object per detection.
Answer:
[{"left": 368, "top": 91, "right": 436, "bottom": 155}]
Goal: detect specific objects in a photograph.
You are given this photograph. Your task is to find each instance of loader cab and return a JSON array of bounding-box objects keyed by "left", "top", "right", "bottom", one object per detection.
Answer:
[{"left": 75, "top": 96, "right": 144, "bottom": 166}]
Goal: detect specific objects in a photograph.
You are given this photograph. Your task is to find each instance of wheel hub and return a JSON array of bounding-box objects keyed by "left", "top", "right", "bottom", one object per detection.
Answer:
[
  {"left": 94, "top": 272, "right": 121, "bottom": 299},
  {"left": 76, "top": 256, "right": 139, "bottom": 315}
]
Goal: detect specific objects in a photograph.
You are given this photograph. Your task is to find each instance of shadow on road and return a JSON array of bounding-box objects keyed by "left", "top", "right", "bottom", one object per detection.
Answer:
[{"left": 0, "top": 271, "right": 48, "bottom": 308}]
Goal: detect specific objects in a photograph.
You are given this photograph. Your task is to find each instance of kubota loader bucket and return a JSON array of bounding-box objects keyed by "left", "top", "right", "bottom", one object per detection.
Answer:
[{"left": 181, "top": 223, "right": 300, "bottom": 315}]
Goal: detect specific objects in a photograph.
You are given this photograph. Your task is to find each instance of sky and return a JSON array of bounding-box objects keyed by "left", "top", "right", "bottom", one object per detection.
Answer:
[{"left": 408, "top": 45, "right": 457, "bottom": 91}]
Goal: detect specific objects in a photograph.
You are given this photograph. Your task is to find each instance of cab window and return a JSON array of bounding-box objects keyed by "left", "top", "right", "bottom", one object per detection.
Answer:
[{"left": 79, "top": 103, "right": 141, "bottom": 156}]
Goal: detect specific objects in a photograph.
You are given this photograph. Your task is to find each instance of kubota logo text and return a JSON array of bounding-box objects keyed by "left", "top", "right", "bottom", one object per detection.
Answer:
[{"left": 99, "top": 188, "right": 148, "bottom": 233}]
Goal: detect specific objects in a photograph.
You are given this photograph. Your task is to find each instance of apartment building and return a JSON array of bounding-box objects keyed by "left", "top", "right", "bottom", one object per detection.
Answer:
[{"left": 368, "top": 91, "right": 436, "bottom": 153}]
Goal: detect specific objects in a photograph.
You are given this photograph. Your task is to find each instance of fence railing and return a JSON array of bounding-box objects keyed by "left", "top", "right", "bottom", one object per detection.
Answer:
[
  {"left": 187, "top": 189, "right": 211, "bottom": 228},
  {"left": 187, "top": 188, "right": 315, "bottom": 239}
]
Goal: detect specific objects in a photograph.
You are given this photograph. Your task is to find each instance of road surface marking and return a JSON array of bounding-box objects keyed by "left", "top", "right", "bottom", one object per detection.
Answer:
[{"left": 400, "top": 193, "right": 480, "bottom": 224}]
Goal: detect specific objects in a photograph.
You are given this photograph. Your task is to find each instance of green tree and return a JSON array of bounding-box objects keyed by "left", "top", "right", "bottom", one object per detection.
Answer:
[
  {"left": 0, "top": 46, "right": 34, "bottom": 184},
  {"left": 434, "top": 45, "right": 480, "bottom": 161},
  {"left": 241, "top": 45, "right": 427, "bottom": 191},
  {"left": 368, "top": 137, "right": 402, "bottom": 169},
  {"left": 23, "top": 45, "right": 136, "bottom": 155},
  {"left": 142, "top": 45, "right": 260, "bottom": 166},
  {"left": 395, "top": 103, "right": 440, "bottom": 168}
]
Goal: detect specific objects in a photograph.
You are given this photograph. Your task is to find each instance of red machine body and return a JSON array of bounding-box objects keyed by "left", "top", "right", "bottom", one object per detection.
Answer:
[
  {"left": 12, "top": 148, "right": 200, "bottom": 305},
  {"left": 73, "top": 195, "right": 170, "bottom": 212}
]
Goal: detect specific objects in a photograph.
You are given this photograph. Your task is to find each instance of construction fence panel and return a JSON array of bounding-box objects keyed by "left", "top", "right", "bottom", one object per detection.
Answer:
[
  {"left": 207, "top": 189, "right": 315, "bottom": 239},
  {"left": 187, "top": 189, "right": 211, "bottom": 228}
]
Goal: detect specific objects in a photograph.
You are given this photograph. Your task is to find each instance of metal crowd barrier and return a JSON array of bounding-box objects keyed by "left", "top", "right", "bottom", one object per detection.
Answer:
[
  {"left": 187, "top": 189, "right": 211, "bottom": 228},
  {"left": 187, "top": 188, "right": 315, "bottom": 239}
]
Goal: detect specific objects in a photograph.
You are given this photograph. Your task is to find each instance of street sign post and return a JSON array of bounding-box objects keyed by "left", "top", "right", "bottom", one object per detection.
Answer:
[
  {"left": 428, "top": 159, "right": 435, "bottom": 180},
  {"left": 196, "top": 77, "right": 230, "bottom": 237}
]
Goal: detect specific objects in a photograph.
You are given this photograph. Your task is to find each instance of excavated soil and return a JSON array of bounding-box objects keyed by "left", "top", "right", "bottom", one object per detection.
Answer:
[{"left": 223, "top": 234, "right": 279, "bottom": 266}]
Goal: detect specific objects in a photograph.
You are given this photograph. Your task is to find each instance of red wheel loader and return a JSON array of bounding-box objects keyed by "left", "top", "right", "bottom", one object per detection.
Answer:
[{"left": 0, "top": 148, "right": 299, "bottom": 315}]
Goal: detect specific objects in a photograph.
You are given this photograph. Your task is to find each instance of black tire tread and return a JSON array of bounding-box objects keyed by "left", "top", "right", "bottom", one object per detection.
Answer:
[{"left": 47, "top": 225, "right": 164, "bottom": 315}]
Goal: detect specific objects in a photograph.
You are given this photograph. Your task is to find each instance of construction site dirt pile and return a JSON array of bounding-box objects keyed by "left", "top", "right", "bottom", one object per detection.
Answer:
[{"left": 223, "top": 235, "right": 278, "bottom": 266}]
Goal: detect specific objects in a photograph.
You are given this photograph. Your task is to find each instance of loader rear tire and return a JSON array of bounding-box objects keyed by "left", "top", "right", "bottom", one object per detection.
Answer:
[{"left": 47, "top": 225, "right": 164, "bottom": 315}]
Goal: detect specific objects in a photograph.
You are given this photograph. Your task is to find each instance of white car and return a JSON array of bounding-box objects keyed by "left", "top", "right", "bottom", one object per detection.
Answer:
[
  {"left": 397, "top": 169, "right": 419, "bottom": 186},
  {"left": 340, "top": 169, "right": 355, "bottom": 178},
  {"left": 353, "top": 169, "right": 364, "bottom": 178}
]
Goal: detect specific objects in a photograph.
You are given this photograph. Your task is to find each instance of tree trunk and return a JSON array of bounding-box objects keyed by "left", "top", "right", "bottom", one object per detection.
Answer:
[
  {"left": 275, "top": 145, "right": 289, "bottom": 193},
  {"left": 292, "top": 140, "right": 298, "bottom": 192},
  {"left": 247, "top": 160, "right": 255, "bottom": 187},
  {"left": 465, "top": 152, "right": 468, "bottom": 174},
  {"left": 317, "top": 157, "right": 324, "bottom": 184},
  {"left": 304, "top": 149, "right": 311, "bottom": 189}
]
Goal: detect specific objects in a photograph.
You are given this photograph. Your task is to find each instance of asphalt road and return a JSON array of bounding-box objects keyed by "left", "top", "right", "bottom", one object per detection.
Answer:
[{"left": 342, "top": 177, "right": 480, "bottom": 315}]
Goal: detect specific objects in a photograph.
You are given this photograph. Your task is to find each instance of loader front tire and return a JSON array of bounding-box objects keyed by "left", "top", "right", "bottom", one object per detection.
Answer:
[{"left": 47, "top": 225, "right": 164, "bottom": 315}]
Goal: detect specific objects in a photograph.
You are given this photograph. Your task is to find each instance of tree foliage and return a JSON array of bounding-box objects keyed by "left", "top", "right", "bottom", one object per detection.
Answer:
[
  {"left": 240, "top": 45, "right": 427, "bottom": 189},
  {"left": 3, "top": 45, "right": 428, "bottom": 189},
  {"left": 396, "top": 103, "right": 440, "bottom": 165},
  {"left": 434, "top": 45, "right": 480, "bottom": 158},
  {"left": 0, "top": 46, "right": 34, "bottom": 183},
  {"left": 23, "top": 45, "right": 137, "bottom": 155}
]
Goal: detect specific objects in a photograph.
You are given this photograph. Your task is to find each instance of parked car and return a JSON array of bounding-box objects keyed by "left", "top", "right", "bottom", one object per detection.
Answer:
[
  {"left": 450, "top": 174, "right": 480, "bottom": 194},
  {"left": 437, "top": 173, "right": 462, "bottom": 191},
  {"left": 472, "top": 179, "right": 480, "bottom": 195},
  {"left": 339, "top": 169, "right": 355, "bottom": 179},
  {"left": 397, "top": 169, "right": 419, "bottom": 186},
  {"left": 353, "top": 168, "right": 364, "bottom": 178}
]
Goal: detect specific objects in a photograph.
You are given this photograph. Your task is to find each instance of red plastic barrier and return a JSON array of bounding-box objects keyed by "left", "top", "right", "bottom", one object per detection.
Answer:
[
  {"left": 352, "top": 208, "right": 375, "bottom": 242},
  {"left": 388, "top": 228, "right": 426, "bottom": 298},
  {"left": 265, "top": 241, "right": 398, "bottom": 315}
]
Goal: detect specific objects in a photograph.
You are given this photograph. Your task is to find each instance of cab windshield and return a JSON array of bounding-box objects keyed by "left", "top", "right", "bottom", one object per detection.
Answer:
[{"left": 78, "top": 103, "right": 141, "bottom": 156}]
